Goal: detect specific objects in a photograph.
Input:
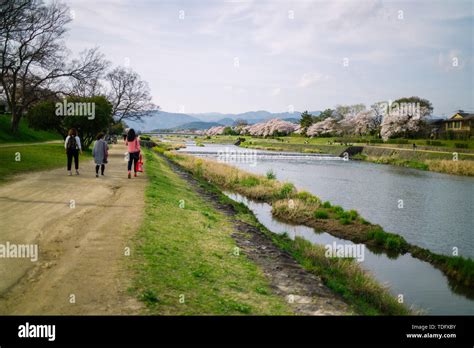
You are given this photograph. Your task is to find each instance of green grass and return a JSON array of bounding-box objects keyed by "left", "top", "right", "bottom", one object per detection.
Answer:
[
  {"left": 197, "top": 180, "right": 411, "bottom": 315},
  {"left": 366, "top": 227, "right": 408, "bottom": 253},
  {"left": 314, "top": 209, "right": 329, "bottom": 219},
  {"left": 0, "top": 115, "right": 61, "bottom": 143},
  {"left": 165, "top": 159, "right": 410, "bottom": 315},
  {"left": 369, "top": 156, "right": 429, "bottom": 171},
  {"left": 130, "top": 150, "right": 291, "bottom": 315},
  {"left": 266, "top": 169, "right": 276, "bottom": 180},
  {"left": 0, "top": 143, "right": 92, "bottom": 184},
  {"left": 164, "top": 151, "right": 474, "bottom": 288}
]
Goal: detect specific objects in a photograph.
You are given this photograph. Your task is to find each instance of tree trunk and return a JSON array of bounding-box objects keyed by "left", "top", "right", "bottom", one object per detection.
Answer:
[{"left": 10, "top": 109, "right": 21, "bottom": 134}]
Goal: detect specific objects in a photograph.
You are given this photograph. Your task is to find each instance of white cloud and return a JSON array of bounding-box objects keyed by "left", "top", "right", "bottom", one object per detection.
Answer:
[
  {"left": 271, "top": 87, "right": 281, "bottom": 96},
  {"left": 62, "top": 0, "right": 473, "bottom": 115},
  {"left": 298, "top": 73, "right": 329, "bottom": 88}
]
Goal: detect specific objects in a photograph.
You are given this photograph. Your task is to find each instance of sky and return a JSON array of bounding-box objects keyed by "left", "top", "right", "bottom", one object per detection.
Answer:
[{"left": 64, "top": 0, "right": 474, "bottom": 116}]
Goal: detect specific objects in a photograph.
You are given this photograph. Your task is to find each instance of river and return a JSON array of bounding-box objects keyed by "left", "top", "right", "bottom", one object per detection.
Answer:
[{"left": 179, "top": 143, "right": 474, "bottom": 314}]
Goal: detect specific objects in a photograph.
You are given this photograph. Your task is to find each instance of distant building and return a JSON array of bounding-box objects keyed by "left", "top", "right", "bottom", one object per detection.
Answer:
[{"left": 443, "top": 111, "right": 474, "bottom": 139}]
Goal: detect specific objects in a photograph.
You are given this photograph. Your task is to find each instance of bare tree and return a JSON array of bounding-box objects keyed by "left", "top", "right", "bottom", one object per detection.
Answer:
[
  {"left": 106, "top": 66, "right": 156, "bottom": 123},
  {"left": 0, "top": 0, "right": 108, "bottom": 132}
]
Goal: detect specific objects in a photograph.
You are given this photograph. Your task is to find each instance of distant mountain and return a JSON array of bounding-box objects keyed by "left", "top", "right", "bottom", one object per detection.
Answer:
[
  {"left": 125, "top": 110, "right": 201, "bottom": 131},
  {"left": 173, "top": 121, "right": 223, "bottom": 130},
  {"left": 216, "top": 118, "right": 235, "bottom": 126},
  {"left": 187, "top": 112, "right": 227, "bottom": 121},
  {"left": 126, "top": 110, "right": 320, "bottom": 131},
  {"left": 282, "top": 118, "right": 300, "bottom": 123},
  {"left": 188, "top": 110, "right": 320, "bottom": 122}
]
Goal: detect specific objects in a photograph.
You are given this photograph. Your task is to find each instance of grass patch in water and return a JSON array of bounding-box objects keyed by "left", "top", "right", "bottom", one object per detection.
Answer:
[{"left": 314, "top": 210, "right": 329, "bottom": 219}]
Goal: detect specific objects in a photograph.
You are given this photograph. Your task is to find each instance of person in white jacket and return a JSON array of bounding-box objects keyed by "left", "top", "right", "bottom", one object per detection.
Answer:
[{"left": 64, "top": 128, "right": 83, "bottom": 176}]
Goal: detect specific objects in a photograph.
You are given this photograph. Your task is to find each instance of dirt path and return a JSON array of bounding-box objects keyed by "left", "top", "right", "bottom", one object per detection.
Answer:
[{"left": 0, "top": 143, "right": 145, "bottom": 314}]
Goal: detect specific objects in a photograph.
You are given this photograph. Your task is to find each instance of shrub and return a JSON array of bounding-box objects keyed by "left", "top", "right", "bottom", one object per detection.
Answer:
[
  {"left": 347, "top": 210, "right": 359, "bottom": 220},
  {"left": 314, "top": 210, "right": 329, "bottom": 219},
  {"left": 266, "top": 169, "right": 276, "bottom": 180},
  {"left": 331, "top": 205, "right": 344, "bottom": 214},
  {"left": 322, "top": 201, "right": 332, "bottom": 208},
  {"left": 339, "top": 217, "right": 351, "bottom": 225},
  {"left": 366, "top": 227, "right": 407, "bottom": 252},
  {"left": 454, "top": 143, "right": 468, "bottom": 149},
  {"left": 367, "top": 227, "right": 386, "bottom": 245},
  {"left": 296, "top": 191, "right": 321, "bottom": 205},
  {"left": 140, "top": 135, "right": 151, "bottom": 141},
  {"left": 276, "top": 183, "right": 295, "bottom": 199},
  {"left": 385, "top": 236, "right": 403, "bottom": 251}
]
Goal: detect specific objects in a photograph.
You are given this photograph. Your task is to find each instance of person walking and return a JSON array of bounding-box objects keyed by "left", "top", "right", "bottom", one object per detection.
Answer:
[
  {"left": 64, "top": 128, "right": 82, "bottom": 176},
  {"left": 125, "top": 128, "right": 140, "bottom": 179},
  {"left": 93, "top": 132, "right": 109, "bottom": 177}
]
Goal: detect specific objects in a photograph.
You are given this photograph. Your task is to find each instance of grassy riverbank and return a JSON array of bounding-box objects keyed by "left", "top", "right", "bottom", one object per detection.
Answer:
[
  {"left": 203, "top": 179, "right": 411, "bottom": 315},
  {"left": 175, "top": 134, "right": 474, "bottom": 176},
  {"left": 355, "top": 148, "right": 474, "bottom": 176},
  {"left": 243, "top": 141, "right": 474, "bottom": 176},
  {"left": 130, "top": 150, "right": 291, "bottom": 315},
  {"left": 156, "top": 144, "right": 473, "bottom": 288},
  {"left": 0, "top": 143, "right": 92, "bottom": 184},
  {"left": 150, "top": 147, "right": 410, "bottom": 315}
]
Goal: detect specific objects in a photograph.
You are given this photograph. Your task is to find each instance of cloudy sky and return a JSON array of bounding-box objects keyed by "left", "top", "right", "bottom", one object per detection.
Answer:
[{"left": 65, "top": 0, "right": 473, "bottom": 116}]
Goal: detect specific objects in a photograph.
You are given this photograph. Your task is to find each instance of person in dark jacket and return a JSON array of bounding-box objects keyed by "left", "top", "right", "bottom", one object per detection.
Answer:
[{"left": 64, "top": 128, "right": 83, "bottom": 176}]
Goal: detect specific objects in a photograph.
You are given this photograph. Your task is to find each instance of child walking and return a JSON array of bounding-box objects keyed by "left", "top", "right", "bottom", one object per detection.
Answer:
[
  {"left": 64, "top": 128, "right": 82, "bottom": 176},
  {"left": 125, "top": 128, "right": 140, "bottom": 179},
  {"left": 93, "top": 132, "right": 109, "bottom": 177}
]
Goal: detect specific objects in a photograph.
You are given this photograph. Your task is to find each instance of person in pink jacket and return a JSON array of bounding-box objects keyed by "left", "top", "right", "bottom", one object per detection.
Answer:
[{"left": 125, "top": 128, "right": 141, "bottom": 179}]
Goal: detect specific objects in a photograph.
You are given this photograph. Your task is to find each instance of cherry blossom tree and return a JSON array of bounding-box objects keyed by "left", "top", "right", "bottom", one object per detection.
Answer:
[
  {"left": 205, "top": 126, "right": 226, "bottom": 136},
  {"left": 306, "top": 117, "right": 339, "bottom": 137},
  {"left": 380, "top": 98, "right": 432, "bottom": 140},
  {"left": 242, "top": 118, "right": 297, "bottom": 136}
]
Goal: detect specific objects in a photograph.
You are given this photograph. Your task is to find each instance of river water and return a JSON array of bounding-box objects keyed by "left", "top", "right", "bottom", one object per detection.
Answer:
[{"left": 179, "top": 143, "right": 474, "bottom": 314}]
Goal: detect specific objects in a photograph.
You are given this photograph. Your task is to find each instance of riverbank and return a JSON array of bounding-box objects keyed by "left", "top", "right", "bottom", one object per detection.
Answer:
[
  {"left": 171, "top": 134, "right": 474, "bottom": 176},
  {"left": 240, "top": 141, "right": 474, "bottom": 176},
  {"left": 148, "top": 147, "right": 410, "bottom": 315},
  {"left": 156, "top": 144, "right": 473, "bottom": 289},
  {"left": 130, "top": 149, "right": 359, "bottom": 315},
  {"left": 354, "top": 147, "right": 474, "bottom": 176}
]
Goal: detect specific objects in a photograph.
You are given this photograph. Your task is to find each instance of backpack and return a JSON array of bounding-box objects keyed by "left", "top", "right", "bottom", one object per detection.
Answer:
[{"left": 67, "top": 136, "right": 78, "bottom": 150}]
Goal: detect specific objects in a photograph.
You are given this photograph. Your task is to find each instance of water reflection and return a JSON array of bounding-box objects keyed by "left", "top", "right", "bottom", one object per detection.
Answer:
[{"left": 225, "top": 192, "right": 474, "bottom": 314}]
